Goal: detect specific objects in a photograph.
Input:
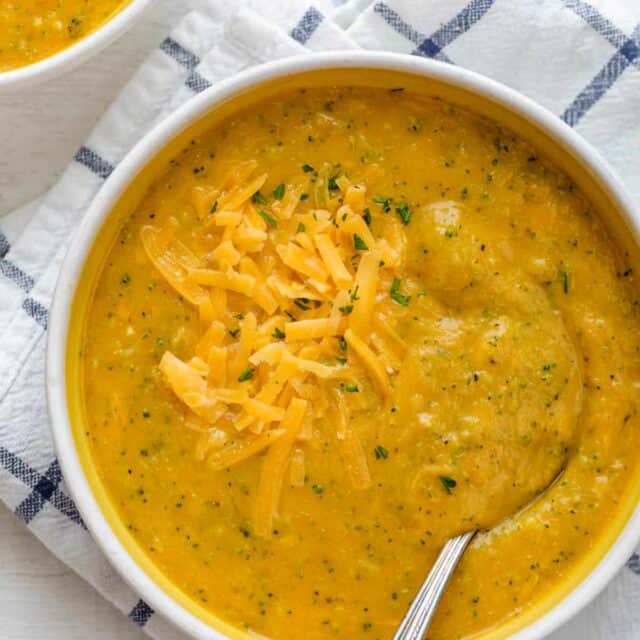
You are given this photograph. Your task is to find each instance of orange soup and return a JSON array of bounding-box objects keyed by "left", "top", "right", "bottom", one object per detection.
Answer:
[
  {"left": 75, "top": 85, "right": 640, "bottom": 639},
  {"left": 0, "top": 0, "right": 129, "bottom": 72}
]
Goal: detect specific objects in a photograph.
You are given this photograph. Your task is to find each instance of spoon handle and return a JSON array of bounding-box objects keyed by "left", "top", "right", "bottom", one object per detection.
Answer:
[{"left": 393, "top": 531, "right": 476, "bottom": 640}]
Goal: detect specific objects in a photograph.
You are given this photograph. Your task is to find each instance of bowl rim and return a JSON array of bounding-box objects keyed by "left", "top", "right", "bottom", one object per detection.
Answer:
[
  {"left": 0, "top": 0, "right": 153, "bottom": 89},
  {"left": 46, "top": 50, "right": 640, "bottom": 640}
]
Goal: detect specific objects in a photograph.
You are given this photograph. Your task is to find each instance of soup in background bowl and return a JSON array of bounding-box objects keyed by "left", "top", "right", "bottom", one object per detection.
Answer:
[
  {"left": 47, "top": 53, "right": 640, "bottom": 640},
  {"left": 0, "top": 0, "right": 151, "bottom": 88}
]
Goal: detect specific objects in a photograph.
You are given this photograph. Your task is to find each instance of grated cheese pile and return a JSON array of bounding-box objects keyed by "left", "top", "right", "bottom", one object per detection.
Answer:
[{"left": 141, "top": 160, "right": 409, "bottom": 536}]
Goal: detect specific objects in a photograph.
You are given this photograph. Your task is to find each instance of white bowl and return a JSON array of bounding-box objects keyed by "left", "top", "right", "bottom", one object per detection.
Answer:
[
  {"left": 0, "top": 0, "right": 153, "bottom": 89},
  {"left": 47, "top": 51, "right": 640, "bottom": 640}
]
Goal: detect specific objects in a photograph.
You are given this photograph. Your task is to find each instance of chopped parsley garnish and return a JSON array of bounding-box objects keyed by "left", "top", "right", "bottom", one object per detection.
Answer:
[
  {"left": 238, "top": 368, "right": 254, "bottom": 382},
  {"left": 300, "top": 193, "right": 309, "bottom": 201},
  {"left": 396, "top": 203, "right": 411, "bottom": 225},
  {"left": 120, "top": 273, "right": 131, "bottom": 285},
  {"left": 338, "top": 336, "right": 348, "bottom": 351},
  {"left": 302, "top": 163, "right": 315, "bottom": 173},
  {"left": 229, "top": 328, "right": 240, "bottom": 338},
  {"left": 342, "top": 383, "right": 359, "bottom": 393},
  {"left": 252, "top": 191, "right": 268, "bottom": 205},
  {"left": 210, "top": 200, "right": 218, "bottom": 213},
  {"left": 296, "top": 222, "right": 306, "bottom": 233},
  {"left": 560, "top": 269, "right": 569, "bottom": 294},
  {"left": 258, "top": 209, "right": 277, "bottom": 228},
  {"left": 233, "top": 313, "right": 244, "bottom": 320},
  {"left": 390, "top": 278, "right": 411, "bottom": 306},
  {"left": 353, "top": 234, "right": 368, "bottom": 251},
  {"left": 374, "top": 445, "right": 389, "bottom": 460},
  {"left": 363, "top": 207, "right": 372, "bottom": 226},
  {"left": 294, "top": 298, "right": 312, "bottom": 311},
  {"left": 372, "top": 195, "right": 392, "bottom": 212},
  {"left": 312, "top": 484, "right": 324, "bottom": 494},
  {"left": 339, "top": 305, "right": 354, "bottom": 315},
  {"left": 350, "top": 285, "right": 360, "bottom": 301},
  {"left": 439, "top": 476, "right": 457, "bottom": 494},
  {"left": 272, "top": 183, "right": 286, "bottom": 200},
  {"left": 328, "top": 176, "right": 339, "bottom": 191},
  {"left": 272, "top": 327, "right": 286, "bottom": 339},
  {"left": 335, "top": 356, "right": 347, "bottom": 364}
]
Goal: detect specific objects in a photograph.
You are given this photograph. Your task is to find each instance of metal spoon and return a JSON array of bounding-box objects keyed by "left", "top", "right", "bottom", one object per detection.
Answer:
[
  {"left": 393, "top": 471, "right": 564, "bottom": 640},
  {"left": 392, "top": 531, "right": 475, "bottom": 640}
]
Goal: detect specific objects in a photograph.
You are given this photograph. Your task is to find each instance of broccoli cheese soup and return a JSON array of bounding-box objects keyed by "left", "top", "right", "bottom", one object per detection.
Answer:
[
  {"left": 0, "top": 0, "right": 129, "bottom": 71},
  {"left": 75, "top": 85, "right": 640, "bottom": 639}
]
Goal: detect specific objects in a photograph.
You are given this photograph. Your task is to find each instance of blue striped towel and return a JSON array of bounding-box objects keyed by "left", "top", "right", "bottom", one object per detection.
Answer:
[{"left": 1, "top": 0, "right": 640, "bottom": 637}]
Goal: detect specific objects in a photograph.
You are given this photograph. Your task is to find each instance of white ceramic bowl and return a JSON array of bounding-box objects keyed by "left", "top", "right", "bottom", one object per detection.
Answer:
[
  {"left": 0, "top": 0, "right": 152, "bottom": 89},
  {"left": 47, "top": 51, "right": 640, "bottom": 640}
]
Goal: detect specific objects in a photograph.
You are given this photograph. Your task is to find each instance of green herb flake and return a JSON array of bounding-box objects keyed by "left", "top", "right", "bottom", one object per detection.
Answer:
[
  {"left": 339, "top": 305, "right": 354, "bottom": 315},
  {"left": 252, "top": 191, "right": 268, "bottom": 205},
  {"left": 294, "top": 298, "right": 311, "bottom": 311},
  {"left": 272, "top": 327, "right": 286, "bottom": 340},
  {"left": 300, "top": 193, "right": 309, "bottom": 201},
  {"left": 120, "top": 273, "right": 131, "bottom": 285},
  {"left": 238, "top": 368, "right": 254, "bottom": 382},
  {"left": 374, "top": 445, "right": 389, "bottom": 460},
  {"left": 233, "top": 313, "right": 244, "bottom": 320},
  {"left": 273, "top": 183, "right": 286, "bottom": 200},
  {"left": 343, "top": 383, "right": 359, "bottom": 393},
  {"left": 350, "top": 285, "right": 360, "bottom": 302},
  {"left": 439, "top": 476, "right": 457, "bottom": 494},
  {"left": 210, "top": 200, "right": 218, "bottom": 213},
  {"left": 302, "top": 163, "right": 315, "bottom": 173},
  {"left": 390, "top": 278, "right": 411, "bottom": 306},
  {"left": 296, "top": 222, "right": 306, "bottom": 233},
  {"left": 372, "top": 196, "right": 392, "bottom": 212},
  {"left": 338, "top": 336, "right": 348, "bottom": 351},
  {"left": 228, "top": 328, "right": 240, "bottom": 338},
  {"left": 559, "top": 269, "right": 570, "bottom": 294},
  {"left": 353, "top": 234, "right": 368, "bottom": 251},
  {"left": 335, "top": 356, "right": 347, "bottom": 364},
  {"left": 328, "top": 176, "right": 339, "bottom": 191},
  {"left": 312, "top": 484, "right": 324, "bottom": 494},
  {"left": 363, "top": 207, "right": 372, "bottom": 226},
  {"left": 396, "top": 203, "right": 411, "bottom": 225},
  {"left": 258, "top": 210, "right": 278, "bottom": 228}
]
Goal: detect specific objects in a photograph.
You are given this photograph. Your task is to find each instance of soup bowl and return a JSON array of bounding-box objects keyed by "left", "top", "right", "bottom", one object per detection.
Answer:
[
  {"left": 47, "top": 51, "right": 640, "bottom": 639},
  {"left": 0, "top": 0, "right": 153, "bottom": 89}
]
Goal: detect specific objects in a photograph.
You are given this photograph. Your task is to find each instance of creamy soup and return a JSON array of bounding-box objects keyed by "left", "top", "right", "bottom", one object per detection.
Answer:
[
  {"left": 0, "top": 0, "right": 129, "bottom": 72},
  {"left": 76, "top": 86, "right": 640, "bottom": 639}
]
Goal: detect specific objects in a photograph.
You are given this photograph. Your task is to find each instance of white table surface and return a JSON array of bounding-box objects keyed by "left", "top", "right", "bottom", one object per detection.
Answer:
[{"left": 0, "top": 1, "right": 631, "bottom": 638}]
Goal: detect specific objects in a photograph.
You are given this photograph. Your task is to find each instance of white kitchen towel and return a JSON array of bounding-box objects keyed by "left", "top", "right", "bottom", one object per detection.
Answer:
[{"left": 1, "top": 0, "right": 640, "bottom": 638}]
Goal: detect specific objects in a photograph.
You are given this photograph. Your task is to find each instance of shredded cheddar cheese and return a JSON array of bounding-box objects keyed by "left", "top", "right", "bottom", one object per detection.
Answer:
[{"left": 142, "top": 165, "right": 408, "bottom": 534}]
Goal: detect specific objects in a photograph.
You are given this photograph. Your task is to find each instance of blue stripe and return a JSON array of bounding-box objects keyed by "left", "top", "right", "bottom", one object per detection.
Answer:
[
  {"left": 22, "top": 297, "right": 48, "bottom": 329},
  {"left": 0, "top": 231, "right": 9, "bottom": 259},
  {"left": 185, "top": 70, "right": 212, "bottom": 94},
  {"left": 291, "top": 6, "right": 324, "bottom": 45},
  {"left": 74, "top": 146, "right": 114, "bottom": 179},
  {"left": 15, "top": 459, "right": 62, "bottom": 524},
  {"left": 128, "top": 599, "right": 154, "bottom": 627},
  {"left": 628, "top": 553, "right": 640, "bottom": 575},
  {"left": 563, "top": 0, "right": 628, "bottom": 50},
  {"left": 421, "top": 0, "right": 495, "bottom": 53},
  {"left": 0, "top": 259, "right": 34, "bottom": 292},
  {"left": 160, "top": 37, "right": 200, "bottom": 70},
  {"left": 374, "top": 0, "right": 494, "bottom": 62},
  {"left": 0, "top": 449, "right": 85, "bottom": 528},
  {"left": 373, "top": 2, "right": 423, "bottom": 45},
  {"left": 562, "top": 28, "right": 639, "bottom": 126}
]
